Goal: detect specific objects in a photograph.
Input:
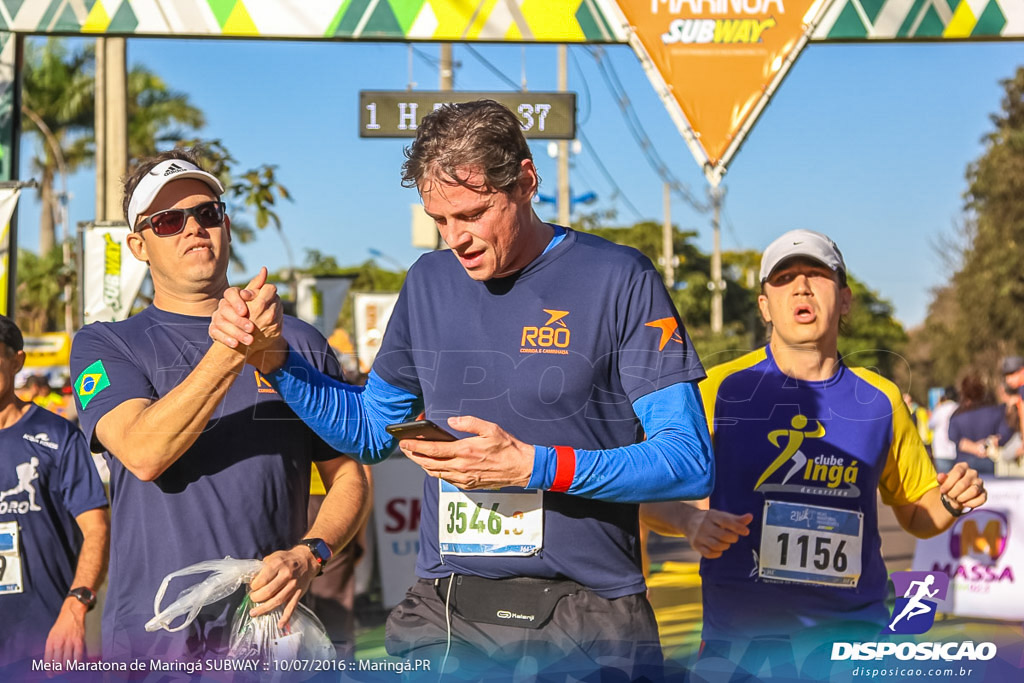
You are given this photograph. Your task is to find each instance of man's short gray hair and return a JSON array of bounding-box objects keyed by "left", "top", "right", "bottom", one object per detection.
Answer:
[{"left": 401, "top": 100, "right": 537, "bottom": 195}]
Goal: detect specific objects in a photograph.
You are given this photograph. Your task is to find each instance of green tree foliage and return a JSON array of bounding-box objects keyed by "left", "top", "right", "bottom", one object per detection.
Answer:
[
  {"left": 838, "top": 276, "right": 909, "bottom": 379},
  {"left": 574, "top": 214, "right": 907, "bottom": 375},
  {"left": 22, "top": 39, "right": 205, "bottom": 253},
  {"left": 956, "top": 67, "right": 1024, "bottom": 355},
  {"left": 275, "top": 249, "right": 407, "bottom": 333},
  {"left": 127, "top": 67, "right": 205, "bottom": 159},
  {"left": 916, "top": 67, "right": 1024, "bottom": 392},
  {"left": 14, "top": 246, "right": 69, "bottom": 335},
  {"left": 21, "top": 39, "right": 94, "bottom": 254}
]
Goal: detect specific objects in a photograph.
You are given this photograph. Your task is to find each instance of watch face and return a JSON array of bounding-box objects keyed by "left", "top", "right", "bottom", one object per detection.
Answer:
[
  {"left": 70, "top": 587, "right": 96, "bottom": 607},
  {"left": 304, "top": 538, "right": 331, "bottom": 564}
]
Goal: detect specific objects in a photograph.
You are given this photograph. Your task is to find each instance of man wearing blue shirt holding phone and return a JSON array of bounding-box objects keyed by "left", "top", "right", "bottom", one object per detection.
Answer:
[{"left": 210, "top": 100, "right": 714, "bottom": 678}]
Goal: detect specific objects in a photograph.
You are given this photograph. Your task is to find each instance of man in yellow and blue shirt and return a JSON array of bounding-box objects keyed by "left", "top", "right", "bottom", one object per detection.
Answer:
[{"left": 643, "top": 230, "right": 987, "bottom": 656}]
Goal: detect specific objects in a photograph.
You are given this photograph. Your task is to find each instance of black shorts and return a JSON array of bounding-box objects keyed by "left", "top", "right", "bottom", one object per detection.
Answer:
[{"left": 385, "top": 576, "right": 663, "bottom": 681}]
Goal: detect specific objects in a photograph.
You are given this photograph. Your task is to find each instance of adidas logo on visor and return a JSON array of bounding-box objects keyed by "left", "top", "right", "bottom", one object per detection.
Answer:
[{"left": 163, "top": 163, "right": 186, "bottom": 176}]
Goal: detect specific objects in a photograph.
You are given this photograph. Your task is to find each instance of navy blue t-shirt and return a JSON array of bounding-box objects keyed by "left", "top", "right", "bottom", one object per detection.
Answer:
[
  {"left": 0, "top": 406, "right": 107, "bottom": 666},
  {"left": 947, "top": 405, "right": 1014, "bottom": 475},
  {"left": 70, "top": 307, "right": 342, "bottom": 661},
  {"left": 374, "top": 228, "right": 705, "bottom": 597}
]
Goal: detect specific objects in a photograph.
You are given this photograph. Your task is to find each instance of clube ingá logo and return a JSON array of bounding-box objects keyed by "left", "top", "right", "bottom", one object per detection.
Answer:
[{"left": 886, "top": 570, "right": 949, "bottom": 634}]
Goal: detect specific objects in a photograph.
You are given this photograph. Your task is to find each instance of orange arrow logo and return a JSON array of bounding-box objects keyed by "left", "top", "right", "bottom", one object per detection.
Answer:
[
  {"left": 543, "top": 309, "right": 570, "bottom": 327},
  {"left": 645, "top": 317, "right": 684, "bottom": 351}
]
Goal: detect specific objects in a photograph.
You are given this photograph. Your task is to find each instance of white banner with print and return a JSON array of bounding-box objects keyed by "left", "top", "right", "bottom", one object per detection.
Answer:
[
  {"left": 82, "top": 223, "right": 148, "bottom": 325},
  {"left": 911, "top": 479, "right": 1024, "bottom": 621},
  {"left": 353, "top": 292, "right": 399, "bottom": 374},
  {"left": 294, "top": 276, "right": 353, "bottom": 338},
  {"left": 371, "top": 455, "right": 423, "bottom": 608},
  {"left": 0, "top": 187, "right": 21, "bottom": 316}
]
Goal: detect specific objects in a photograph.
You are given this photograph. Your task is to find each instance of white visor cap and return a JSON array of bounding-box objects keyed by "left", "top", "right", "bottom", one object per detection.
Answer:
[
  {"left": 127, "top": 159, "right": 225, "bottom": 229},
  {"left": 759, "top": 229, "right": 846, "bottom": 283}
]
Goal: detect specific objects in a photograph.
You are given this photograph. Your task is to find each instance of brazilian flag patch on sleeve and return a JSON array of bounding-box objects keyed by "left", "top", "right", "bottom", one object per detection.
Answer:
[{"left": 75, "top": 360, "right": 111, "bottom": 410}]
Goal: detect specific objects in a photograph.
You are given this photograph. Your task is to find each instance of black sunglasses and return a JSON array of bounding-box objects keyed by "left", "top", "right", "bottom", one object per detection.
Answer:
[{"left": 135, "top": 201, "right": 226, "bottom": 237}]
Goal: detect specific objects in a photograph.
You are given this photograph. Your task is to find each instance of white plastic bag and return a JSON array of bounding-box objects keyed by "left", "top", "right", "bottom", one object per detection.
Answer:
[
  {"left": 146, "top": 556, "right": 333, "bottom": 665},
  {"left": 146, "top": 557, "right": 262, "bottom": 633},
  {"left": 227, "top": 594, "right": 334, "bottom": 664}
]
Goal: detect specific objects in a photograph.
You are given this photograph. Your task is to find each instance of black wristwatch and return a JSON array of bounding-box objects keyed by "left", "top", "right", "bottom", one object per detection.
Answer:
[
  {"left": 68, "top": 587, "right": 97, "bottom": 611},
  {"left": 299, "top": 538, "right": 332, "bottom": 575},
  {"left": 940, "top": 493, "right": 968, "bottom": 518}
]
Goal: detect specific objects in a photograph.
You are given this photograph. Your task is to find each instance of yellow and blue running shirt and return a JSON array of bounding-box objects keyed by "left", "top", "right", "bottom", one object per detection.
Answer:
[{"left": 698, "top": 345, "right": 937, "bottom": 639}]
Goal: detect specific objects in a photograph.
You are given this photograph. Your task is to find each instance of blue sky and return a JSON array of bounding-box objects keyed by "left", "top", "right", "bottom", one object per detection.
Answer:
[{"left": 16, "top": 37, "right": 1024, "bottom": 328}]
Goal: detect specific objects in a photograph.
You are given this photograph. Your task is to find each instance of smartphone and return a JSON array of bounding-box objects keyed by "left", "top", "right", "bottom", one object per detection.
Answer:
[{"left": 385, "top": 419, "right": 458, "bottom": 442}]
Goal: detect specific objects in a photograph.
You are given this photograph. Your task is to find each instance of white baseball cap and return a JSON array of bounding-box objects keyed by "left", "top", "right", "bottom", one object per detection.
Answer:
[
  {"left": 127, "top": 159, "right": 225, "bottom": 229},
  {"left": 759, "top": 229, "right": 846, "bottom": 283}
]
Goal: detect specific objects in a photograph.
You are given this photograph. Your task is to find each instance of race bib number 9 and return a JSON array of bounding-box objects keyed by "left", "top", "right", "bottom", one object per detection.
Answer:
[
  {"left": 0, "top": 521, "right": 24, "bottom": 595},
  {"left": 438, "top": 481, "right": 543, "bottom": 556},
  {"left": 758, "top": 501, "right": 863, "bottom": 588}
]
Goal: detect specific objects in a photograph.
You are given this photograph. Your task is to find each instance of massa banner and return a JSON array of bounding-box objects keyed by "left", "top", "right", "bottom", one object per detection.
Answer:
[{"left": 606, "top": 0, "right": 830, "bottom": 184}]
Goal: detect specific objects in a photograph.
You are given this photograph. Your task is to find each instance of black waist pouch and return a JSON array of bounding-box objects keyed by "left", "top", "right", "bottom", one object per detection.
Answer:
[{"left": 439, "top": 574, "right": 583, "bottom": 629}]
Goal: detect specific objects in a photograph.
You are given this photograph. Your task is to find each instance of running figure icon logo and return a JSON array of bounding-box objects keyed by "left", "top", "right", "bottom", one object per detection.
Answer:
[{"left": 886, "top": 571, "right": 949, "bottom": 634}]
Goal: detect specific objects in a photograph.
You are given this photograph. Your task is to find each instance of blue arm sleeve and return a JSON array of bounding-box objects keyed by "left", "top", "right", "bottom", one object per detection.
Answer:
[
  {"left": 266, "top": 349, "right": 420, "bottom": 463},
  {"left": 526, "top": 381, "right": 714, "bottom": 503}
]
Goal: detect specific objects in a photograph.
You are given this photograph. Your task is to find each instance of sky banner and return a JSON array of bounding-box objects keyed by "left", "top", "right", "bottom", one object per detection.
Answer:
[
  {"left": 81, "top": 223, "right": 148, "bottom": 325},
  {"left": 606, "top": 0, "right": 830, "bottom": 185}
]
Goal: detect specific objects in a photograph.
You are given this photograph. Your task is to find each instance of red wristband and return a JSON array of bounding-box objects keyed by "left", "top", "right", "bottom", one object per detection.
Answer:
[{"left": 550, "top": 446, "right": 576, "bottom": 493}]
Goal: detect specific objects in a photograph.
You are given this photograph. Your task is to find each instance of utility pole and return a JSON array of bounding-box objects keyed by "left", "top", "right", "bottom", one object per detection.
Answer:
[
  {"left": 439, "top": 43, "right": 453, "bottom": 91},
  {"left": 94, "top": 37, "right": 127, "bottom": 223},
  {"left": 94, "top": 38, "right": 105, "bottom": 221},
  {"left": 557, "top": 45, "right": 570, "bottom": 228},
  {"left": 105, "top": 38, "right": 128, "bottom": 221},
  {"left": 710, "top": 186, "right": 724, "bottom": 333},
  {"left": 435, "top": 44, "right": 453, "bottom": 250},
  {"left": 662, "top": 182, "right": 674, "bottom": 289}
]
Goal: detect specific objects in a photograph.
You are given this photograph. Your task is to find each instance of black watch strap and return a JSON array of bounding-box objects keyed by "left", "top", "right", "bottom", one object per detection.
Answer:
[
  {"left": 940, "top": 493, "right": 967, "bottom": 518},
  {"left": 68, "top": 586, "right": 97, "bottom": 611},
  {"left": 299, "top": 538, "right": 332, "bottom": 575}
]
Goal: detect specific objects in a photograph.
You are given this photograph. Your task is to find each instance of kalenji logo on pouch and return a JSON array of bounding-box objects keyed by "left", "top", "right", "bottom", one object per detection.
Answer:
[
  {"left": 886, "top": 571, "right": 948, "bottom": 634},
  {"left": 520, "top": 309, "right": 571, "bottom": 355},
  {"left": 645, "top": 317, "right": 684, "bottom": 351}
]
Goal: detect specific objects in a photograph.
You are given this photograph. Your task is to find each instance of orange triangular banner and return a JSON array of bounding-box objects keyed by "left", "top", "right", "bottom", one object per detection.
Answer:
[{"left": 618, "top": 0, "right": 823, "bottom": 182}]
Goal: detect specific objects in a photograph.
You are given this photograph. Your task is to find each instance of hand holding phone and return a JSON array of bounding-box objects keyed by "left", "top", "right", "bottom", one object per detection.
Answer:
[{"left": 385, "top": 419, "right": 458, "bottom": 442}]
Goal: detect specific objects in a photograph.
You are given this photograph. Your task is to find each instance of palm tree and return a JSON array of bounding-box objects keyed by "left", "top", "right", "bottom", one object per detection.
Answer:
[
  {"left": 21, "top": 39, "right": 94, "bottom": 255},
  {"left": 15, "top": 246, "right": 68, "bottom": 334},
  {"left": 21, "top": 39, "right": 206, "bottom": 255},
  {"left": 127, "top": 66, "right": 204, "bottom": 159}
]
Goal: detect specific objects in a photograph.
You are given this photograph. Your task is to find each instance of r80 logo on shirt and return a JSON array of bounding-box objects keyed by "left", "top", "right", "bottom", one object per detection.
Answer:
[{"left": 520, "top": 309, "right": 571, "bottom": 355}]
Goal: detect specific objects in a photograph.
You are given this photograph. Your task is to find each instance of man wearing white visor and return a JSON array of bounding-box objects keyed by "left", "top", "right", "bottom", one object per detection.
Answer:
[
  {"left": 642, "top": 229, "right": 987, "bottom": 675},
  {"left": 69, "top": 149, "right": 368, "bottom": 662}
]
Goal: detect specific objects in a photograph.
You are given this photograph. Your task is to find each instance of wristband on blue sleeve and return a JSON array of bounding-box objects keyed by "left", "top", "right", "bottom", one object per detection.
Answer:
[{"left": 527, "top": 381, "right": 714, "bottom": 503}]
